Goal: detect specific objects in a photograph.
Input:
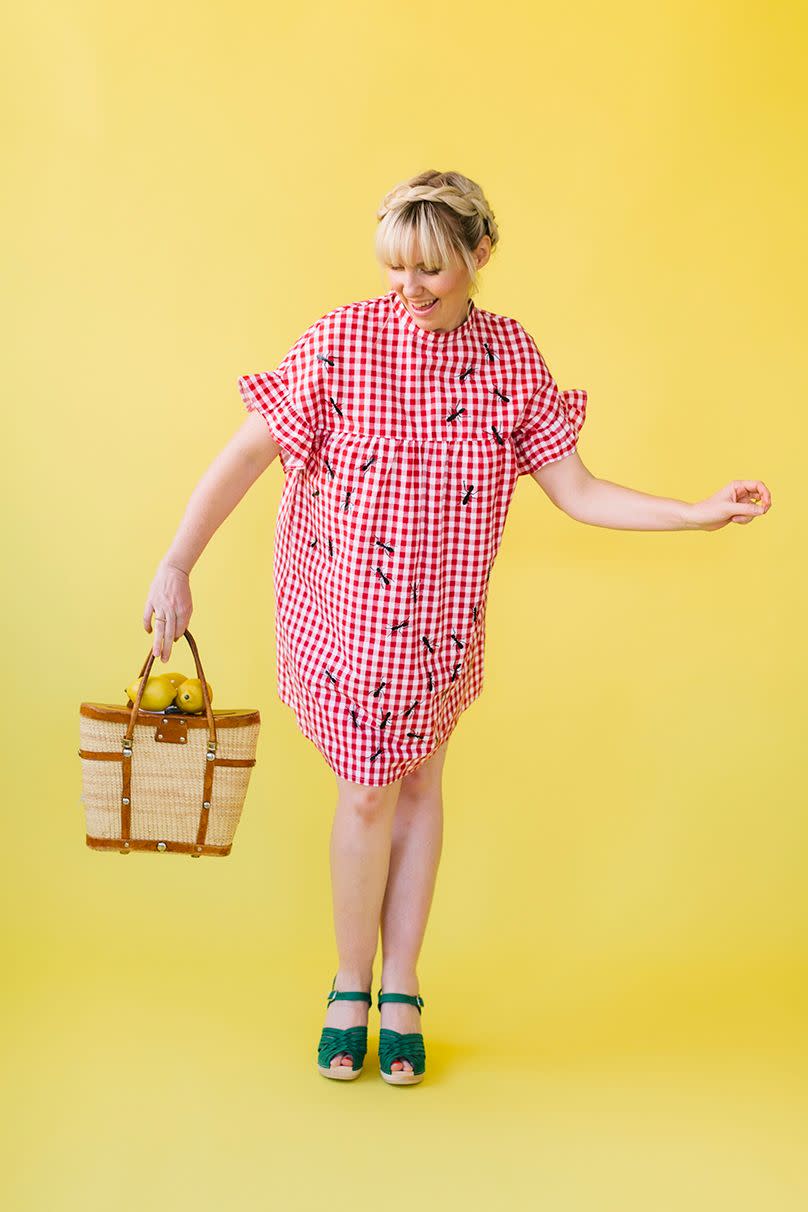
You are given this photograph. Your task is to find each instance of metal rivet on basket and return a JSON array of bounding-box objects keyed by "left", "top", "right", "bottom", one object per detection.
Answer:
[
  {"left": 156, "top": 842, "right": 167, "bottom": 851},
  {"left": 206, "top": 752, "right": 215, "bottom": 761},
  {"left": 157, "top": 733, "right": 163, "bottom": 739},
  {"left": 122, "top": 797, "right": 130, "bottom": 805},
  {"left": 203, "top": 801, "right": 210, "bottom": 809},
  {"left": 180, "top": 736, "right": 186, "bottom": 743},
  {"left": 162, "top": 718, "right": 169, "bottom": 724},
  {"left": 123, "top": 841, "right": 130, "bottom": 848},
  {"left": 196, "top": 845, "right": 202, "bottom": 851}
]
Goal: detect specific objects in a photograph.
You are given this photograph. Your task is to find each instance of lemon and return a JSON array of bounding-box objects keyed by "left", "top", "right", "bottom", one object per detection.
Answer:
[
  {"left": 174, "top": 678, "right": 214, "bottom": 714},
  {"left": 125, "top": 675, "right": 177, "bottom": 711},
  {"left": 163, "top": 670, "right": 190, "bottom": 690}
]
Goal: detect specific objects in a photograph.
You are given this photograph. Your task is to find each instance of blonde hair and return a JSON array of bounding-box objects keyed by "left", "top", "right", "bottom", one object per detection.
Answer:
[{"left": 375, "top": 169, "right": 499, "bottom": 297}]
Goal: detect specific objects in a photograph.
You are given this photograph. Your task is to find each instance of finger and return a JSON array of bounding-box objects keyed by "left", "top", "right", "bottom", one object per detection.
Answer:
[
  {"left": 739, "top": 480, "right": 771, "bottom": 507},
  {"left": 160, "top": 610, "right": 176, "bottom": 662},
  {"left": 754, "top": 481, "right": 772, "bottom": 507},
  {"left": 144, "top": 601, "right": 154, "bottom": 633},
  {"left": 152, "top": 614, "right": 166, "bottom": 659},
  {"left": 737, "top": 501, "right": 766, "bottom": 518}
]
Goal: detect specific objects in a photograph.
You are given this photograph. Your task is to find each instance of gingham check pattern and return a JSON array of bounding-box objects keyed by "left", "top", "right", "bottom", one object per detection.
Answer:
[{"left": 238, "top": 290, "right": 587, "bottom": 785}]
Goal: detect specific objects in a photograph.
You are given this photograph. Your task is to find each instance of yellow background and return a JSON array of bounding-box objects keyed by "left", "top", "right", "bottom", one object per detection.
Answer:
[{"left": 3, "top": 1, "right": 806, "bottom": 1208}]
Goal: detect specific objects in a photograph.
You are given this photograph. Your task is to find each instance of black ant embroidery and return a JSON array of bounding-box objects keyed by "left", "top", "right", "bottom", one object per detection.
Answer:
[
  {"left": 379, "top": 711, "right": 391, "bottom": 729},
  {"left": 450, "top": 631, "right": 465, "bottom": 650},
  {"left": 308, "top": 537, "right": 318, "bottom": 550},
  {"left": 410, "top": 580, "right": 420, "bottom": 604},
  {"left": 450, "top": 661, "right": 461, "bottom": 681},
  {"left": 482, "top": 341, "right": 496, "bottom": 362},
  {"left": 459, "top": 366, "right": 475, "bottom": 381},
  {"left": 375, "top": 567, "right": 391, "bottom": 586},
  {"left": 316, "top": 353, "right": 335, "bottom": 367},
  {"left": 375, "top": 537, "right": 394, "bottom": 555},
  {"left": 327, "top": 537, "right": 334, "bottom": 558},
  {"left": 329, "top": 396, "right": 343, "bottom": 418},
  {"left": 349, "top": 708, "right": 361, "bottom": 728},
  {"left": 324, "top": 667, "right": 338, "bottom": 687},
  {"left": 493, "top": 387, "right": 510, "bottom": 402},
  {"left": 426, "top": 670, "right": 434, "bottom": 691},
  {"left": 311, "top": 486, "right": 320, "bottom": 498},
  {"left": 461, "top": 482, "right": 479, "bottom": 505},
  {"left": 445, "top": 406, "right": 466, "bottom": 424},
  {"left": 406, "top": 731, "right": 425, "bottom": 740},
  {"left": 389, "top": 619, "right": 409, "bottom": 633},
  {"left": 341, "top": 489, "right": 353, "bottom": 513},
  {"left": 472, "top": 604, "right": 478, "bottom": 622},
  {"left": 369, "top": 746, "right": 383, "bottom": 764},
  {"left": 372, "top": 682, "right": 387, "bottom": 698},
  {"left": 402, "top": 700, "right": 420, "bottom": 717},
  {"left": 491, "top": 425, "right": 505, "bottom": 445},
  {"left": 422, "top": 635, "right": 436, "bottom": 654},
  {"left": 323, "top": 457, "right": 336, "bottom": 479},
  {"left": 360, "top": 454, "right": 377, "bottom": 473}
]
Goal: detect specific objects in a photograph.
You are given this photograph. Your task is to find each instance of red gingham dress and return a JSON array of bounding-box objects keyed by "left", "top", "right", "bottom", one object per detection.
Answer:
[{"left": 238, "top": 290, "right": 587, "bottom": 786}]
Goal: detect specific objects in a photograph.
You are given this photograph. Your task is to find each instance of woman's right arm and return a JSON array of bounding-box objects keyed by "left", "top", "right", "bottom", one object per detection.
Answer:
[{"left": 143, "top": 411, "right": 281, "bottom": 662}]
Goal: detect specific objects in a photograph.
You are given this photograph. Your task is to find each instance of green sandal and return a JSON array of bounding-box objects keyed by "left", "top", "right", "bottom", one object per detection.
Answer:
[
  {"left": 316, "top": 974, "right": 372, "bottom": 1080},
  {"left": 377, "top": 988, "right": 426, "bottom": 1085}
]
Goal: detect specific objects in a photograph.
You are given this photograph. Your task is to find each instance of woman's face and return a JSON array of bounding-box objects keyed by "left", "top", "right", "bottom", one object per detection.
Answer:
[{"left": 385, "top": 237, "right": 491, "bottom": 332}]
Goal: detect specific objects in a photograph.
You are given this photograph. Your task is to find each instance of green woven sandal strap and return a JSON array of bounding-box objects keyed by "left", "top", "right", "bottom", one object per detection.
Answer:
[
  {"left": 376, "top": 990, "right": 424, "bottom": 1012},
  {"left": 378, "top": 1028, "right": 426, "bottom": 1076},
  {"left": 326, "top": 973, "right": 372, "bottom": 1006},
  {"left": 317, "top": 1025, "right": 369, "bottom": 1068},
  {"left": 326, "top": 989, "right": 372, "bottom": 1005}
]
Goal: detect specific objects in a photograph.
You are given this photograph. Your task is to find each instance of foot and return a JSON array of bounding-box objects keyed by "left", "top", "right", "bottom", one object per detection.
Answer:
[
  {"left": 323, "top": 982, "right": 371, "bottom": 1071},
  {"left": 379, "top": 986, "right": 423, "bottom": 1074}
]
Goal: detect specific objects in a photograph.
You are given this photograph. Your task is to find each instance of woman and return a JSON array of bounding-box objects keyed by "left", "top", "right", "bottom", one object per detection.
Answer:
[{"left": 143, "top": 169, "right": 771, "bottom": 1085}]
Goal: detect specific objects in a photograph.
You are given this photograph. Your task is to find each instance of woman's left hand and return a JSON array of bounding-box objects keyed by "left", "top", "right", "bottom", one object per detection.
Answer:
[{"left": 689, "top": 480, "right": 772, "bottom": 531}]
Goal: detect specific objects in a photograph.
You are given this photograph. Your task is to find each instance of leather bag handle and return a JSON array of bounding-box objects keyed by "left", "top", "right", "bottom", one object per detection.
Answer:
[{"left": 124, "top": 629, "right": 217, "bottom": 752}]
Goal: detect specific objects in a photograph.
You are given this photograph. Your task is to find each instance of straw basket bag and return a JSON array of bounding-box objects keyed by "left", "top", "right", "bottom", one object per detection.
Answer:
[{"left": 78, "top": 629, "right": 260, "bottom": 857}]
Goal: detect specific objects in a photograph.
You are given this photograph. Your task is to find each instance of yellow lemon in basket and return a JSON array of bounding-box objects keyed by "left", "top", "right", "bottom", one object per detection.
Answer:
[
  {"left": 125, "top": 675, "right": 177, "bottom": 711},
  {"left": 163, "top": 670, "right": 190, "bottom": 690},
  {"left": 174, "top": 678, "right": 213, "bottom": 713}
]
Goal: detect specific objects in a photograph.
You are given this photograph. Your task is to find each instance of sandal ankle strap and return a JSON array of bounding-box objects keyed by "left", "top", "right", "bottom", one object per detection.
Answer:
[
  {"left": 327, "top": 989, "right": 372, "bottom": 1005},
  {"left": 326, "top": 973, "right": 372, "bottom": 1006},
  {"left": 377, "top": 990, "right": 424, "bottom": 1013}
]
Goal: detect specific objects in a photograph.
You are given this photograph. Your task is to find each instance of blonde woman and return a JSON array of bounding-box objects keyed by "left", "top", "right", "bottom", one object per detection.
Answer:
[{"left": 143, "top": 169, "right": 771, "bottom": 1085}]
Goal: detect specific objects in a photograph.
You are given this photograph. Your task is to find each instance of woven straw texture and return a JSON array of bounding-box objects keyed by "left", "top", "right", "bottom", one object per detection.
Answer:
[{"left": 79, "top": 710, "right": 260, "bottom": 851}]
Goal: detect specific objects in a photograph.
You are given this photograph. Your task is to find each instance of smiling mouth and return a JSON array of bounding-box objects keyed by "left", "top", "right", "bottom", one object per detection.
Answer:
[{"left": 407, "top": 298, "right": 438, "bottom": 314}]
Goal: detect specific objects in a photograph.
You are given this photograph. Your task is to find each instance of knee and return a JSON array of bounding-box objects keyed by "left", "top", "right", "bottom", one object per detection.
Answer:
[
  {"left": 399, "top": 742, "right": 450, "bottom": 803},
  {"left": 338, "top": 781, "right": 400, "bottom": 825},
  {"left": 399, "top": 768, "right": 435, "bottom": 803}
]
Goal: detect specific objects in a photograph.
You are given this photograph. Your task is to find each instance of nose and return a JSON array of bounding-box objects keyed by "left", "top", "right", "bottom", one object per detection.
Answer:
[{"left": 401, "top": 272, "right": 424, "bottom": 297}]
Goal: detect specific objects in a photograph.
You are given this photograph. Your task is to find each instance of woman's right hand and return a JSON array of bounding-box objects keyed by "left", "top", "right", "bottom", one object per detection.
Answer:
[{"left": 143, "top": 559, "right": 194, "bottom": 663}]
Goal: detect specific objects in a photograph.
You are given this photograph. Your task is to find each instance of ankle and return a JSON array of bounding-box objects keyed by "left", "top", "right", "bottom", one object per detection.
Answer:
[
  {"left": 379, "top": 968, "right": 419, "bottom": 993},
  {"left": 334, "top": 967, "right": 373, "bottom": 991}
]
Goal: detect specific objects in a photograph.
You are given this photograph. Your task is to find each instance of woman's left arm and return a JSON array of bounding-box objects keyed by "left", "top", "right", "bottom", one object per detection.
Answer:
[{"left": 532, "top": 451, "right": 773, "bottom": 532}]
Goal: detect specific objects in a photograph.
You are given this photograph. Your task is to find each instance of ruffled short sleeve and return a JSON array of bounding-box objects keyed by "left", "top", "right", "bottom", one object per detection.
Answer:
[
  {"left": 238, "top": 318, "right": 322, "bottom": 473},
  {"left": 511, "top": 337, "right": 587, "bottom": 476}
]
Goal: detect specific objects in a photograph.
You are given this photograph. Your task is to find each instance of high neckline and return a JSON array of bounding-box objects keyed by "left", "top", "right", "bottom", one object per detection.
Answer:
[{"left": 388, "top": 290, "right": 476, "bottom": 341}]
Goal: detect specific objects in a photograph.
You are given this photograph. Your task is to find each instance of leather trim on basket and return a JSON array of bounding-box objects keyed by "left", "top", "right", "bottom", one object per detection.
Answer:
[
  {"left": 86, "top": 834, "right": 232, "bottom": 857},
  {"left": 78, "top": 749, "right": 256, "bottom": 767},
  {"left": 79, "top": 702, "right": 260, "bottom": 727}
]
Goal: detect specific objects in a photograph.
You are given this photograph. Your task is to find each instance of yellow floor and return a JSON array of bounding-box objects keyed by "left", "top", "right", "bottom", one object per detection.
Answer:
[{"left": 4, "top": 944, "right": 805, "bottom": 1212}]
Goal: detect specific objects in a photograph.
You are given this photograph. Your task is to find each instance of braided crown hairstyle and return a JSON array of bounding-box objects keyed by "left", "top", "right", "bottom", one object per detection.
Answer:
[{"left": 375, "top": 170, "right": 499, "bottom": 298}]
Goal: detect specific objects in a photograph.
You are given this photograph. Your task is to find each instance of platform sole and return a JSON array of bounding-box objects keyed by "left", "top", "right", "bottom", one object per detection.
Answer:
[
  {"left": 317, "top": 1063, "right": 363, "bottom": 1080},
  {"left": 380, "top": 1068, "right": 424, "bottom": 1085}
]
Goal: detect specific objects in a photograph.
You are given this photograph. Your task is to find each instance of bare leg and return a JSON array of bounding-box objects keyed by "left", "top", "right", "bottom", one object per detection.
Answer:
[
  {"left": 323, "top": 774, "right": 403, "bottom": 1069},
  {"left": 379, "top": 739, "right": 450, "bottom": 1073}
]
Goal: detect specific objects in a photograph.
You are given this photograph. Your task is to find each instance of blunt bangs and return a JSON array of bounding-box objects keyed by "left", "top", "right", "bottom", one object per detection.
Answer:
[{"left": 375, "top": 205, "right": 462, "bottom": 273}]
